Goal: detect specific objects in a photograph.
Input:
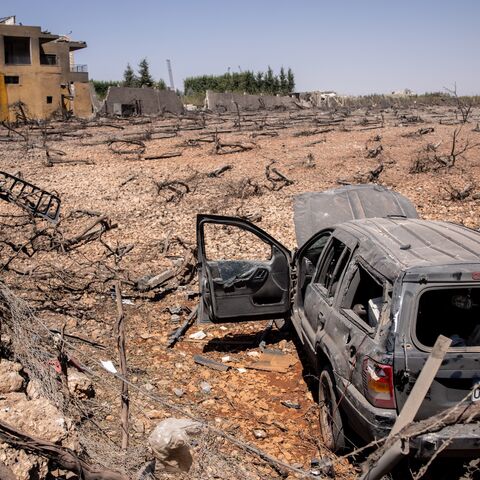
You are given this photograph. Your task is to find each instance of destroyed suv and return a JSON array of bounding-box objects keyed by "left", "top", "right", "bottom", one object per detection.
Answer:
[{"left": 197, "top": 185, "right": 480, "bottom": 457}]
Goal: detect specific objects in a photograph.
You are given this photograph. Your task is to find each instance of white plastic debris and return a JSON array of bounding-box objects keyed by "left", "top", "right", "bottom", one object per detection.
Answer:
[
  {"left": 237, "top": 368, "right": 247, "bottom": 373},
  {"left": 100, "top": 360, "right": 117, "bottom": 374},
  {"left": 189, "top": 331, "right": 207, "bottom": 340},
  {"left": 221, "top": 355, "right": 232, "bottom": 363},
  {"left": 148, "top": 418, "right": 201, "bottom": 472}
]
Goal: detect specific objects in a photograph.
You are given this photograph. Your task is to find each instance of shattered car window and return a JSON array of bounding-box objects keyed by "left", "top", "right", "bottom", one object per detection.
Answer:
[
  {"left": 316, "top": 238, "right": 350, "bottom": 297},
  {"left": 203, "top": 223, "right": 271, "bottom": 261},
  {"left": 416, "top": 287, "right": 480, "bottom": 347},
  {"left": 342, "top": 264, "right": 384, "bottom": 328}
]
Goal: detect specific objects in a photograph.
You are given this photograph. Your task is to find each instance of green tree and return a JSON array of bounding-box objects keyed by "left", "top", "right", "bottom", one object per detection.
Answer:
[
  {"left": 264, "top": 66, "right": 275, "bottom": 94},
  {"left": 272, "top": 75, "right": 280, "bottom": 95},
  {"left": 91, "top": 80, "right": 119, "bottom": 99},
  {"left": 287, "top": 68, "right": 295, "bottom": 93},
  {"left": 255, "top": 72, "right": 264, "bottom": 93},
  {"left": 122, "top": 63, "right": 138, "bottom": 87},
  {"left": 244, "top": 71, "right": 256, "bottom": 94},
  {"left": 182, "top": 67, "right": 295, "bottom": 96},
  {"left": 157, "top": 78, "right": 167, "bottom": 90},
  {"left": 138, "top": 58, "right": 154, "bottom": 87},
  {"left": 279, "top": 67, "right": 288, "bottom": 95}
]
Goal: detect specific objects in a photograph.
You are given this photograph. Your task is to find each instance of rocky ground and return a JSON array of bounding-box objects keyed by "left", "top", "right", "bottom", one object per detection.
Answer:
[{"left": 0, "top": 105, "right": 479, "bottom": 479}]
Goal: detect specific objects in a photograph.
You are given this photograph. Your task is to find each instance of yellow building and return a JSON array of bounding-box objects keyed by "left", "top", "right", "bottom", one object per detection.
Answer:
[{"left": 0, "top": 15, "right": 93, "bottom": 121}]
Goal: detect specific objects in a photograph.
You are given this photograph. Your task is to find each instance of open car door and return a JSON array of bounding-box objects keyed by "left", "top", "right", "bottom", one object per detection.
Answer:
[{"left": 197, "top": 214, "right": 292, "bottom": 323}]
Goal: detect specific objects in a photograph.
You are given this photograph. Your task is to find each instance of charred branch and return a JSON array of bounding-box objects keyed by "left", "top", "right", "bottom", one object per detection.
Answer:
[{"left": 265, "top": 161, "right": 294, "bottom": 191}]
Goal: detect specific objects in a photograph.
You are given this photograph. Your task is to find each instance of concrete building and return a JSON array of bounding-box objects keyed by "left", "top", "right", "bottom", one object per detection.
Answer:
[
  {"left": 0, "top": 15, "right": 93, "bottom": 121},
  {"left": 103, "top": 86, "right": 184, "bottom": 116}
]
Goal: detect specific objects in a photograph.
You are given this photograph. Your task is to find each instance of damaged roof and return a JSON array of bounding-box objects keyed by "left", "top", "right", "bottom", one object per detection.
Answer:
[{"left": 340, "top": 217, "right": 480, "bottom": 281}]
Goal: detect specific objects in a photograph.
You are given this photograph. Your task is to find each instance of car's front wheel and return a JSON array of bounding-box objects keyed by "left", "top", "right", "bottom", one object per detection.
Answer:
[{"left": 318, "top": 368, "right": 345, "bottom": 452}]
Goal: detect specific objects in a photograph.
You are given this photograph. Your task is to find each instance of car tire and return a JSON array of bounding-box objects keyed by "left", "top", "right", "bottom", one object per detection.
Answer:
[{"left": 318, "top": 367, "right": 345, "bottom": 452}]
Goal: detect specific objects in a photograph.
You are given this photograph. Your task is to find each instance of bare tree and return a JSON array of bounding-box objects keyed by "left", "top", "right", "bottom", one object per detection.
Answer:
[{"left": 444, "top": 83, "right": 473, "bottom": 123}]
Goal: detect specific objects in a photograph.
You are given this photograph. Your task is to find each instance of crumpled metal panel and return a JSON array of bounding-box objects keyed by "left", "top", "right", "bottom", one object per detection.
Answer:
[{"left": 293, "top": 184, "right": 418, "bottom": 246}]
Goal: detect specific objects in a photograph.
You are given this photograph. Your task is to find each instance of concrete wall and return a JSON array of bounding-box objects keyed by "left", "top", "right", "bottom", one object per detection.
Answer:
[
  {"left": 205, "top": 90, "right": 297, "bottom": 112},
  {"left": 73, "top": 82, "right": 94, "bottom": 118},
  {"left": 103, "top": 87, "right": 183, "bottom": 116},
  {"left": 0, "top": 23, "right": 91, "bottom": 120}
]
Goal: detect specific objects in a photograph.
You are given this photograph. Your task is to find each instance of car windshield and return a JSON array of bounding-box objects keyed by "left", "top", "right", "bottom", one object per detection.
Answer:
[{"left": 416, "top": 286, "right": 480, "bottom": 348}]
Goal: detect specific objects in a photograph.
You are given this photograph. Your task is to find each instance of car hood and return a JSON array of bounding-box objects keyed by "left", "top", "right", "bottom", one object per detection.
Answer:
[{"left": 293, "top": 184, "right": 419, "bottom": 246}]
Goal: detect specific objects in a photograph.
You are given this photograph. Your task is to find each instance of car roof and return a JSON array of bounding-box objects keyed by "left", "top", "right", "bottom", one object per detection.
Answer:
[
  {"left": 337, "top": 217, "right": 480, "bottom": 281},
  {"left": 294, "top": 185, "right": 418, "bottom": 246}
]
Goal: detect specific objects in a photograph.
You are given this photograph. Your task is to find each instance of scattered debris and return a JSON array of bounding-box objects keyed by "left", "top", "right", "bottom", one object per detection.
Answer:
[
  {"left": 189, "top": 331, "right": 207, "bottom": 340},
  {"left": 1, "top": 103, "right": 479, "bottom": 480},
  {"left": 246, "top": 350, "right": 298, "bottom": 373},
  {"left": 167, "top": 307, "right": 198, "bottom": 348},
  {"left": 280, "top": 400, "right": 301, "bottom": 410},
  {"left": 193, "top": 354, "right": 229, "bottom": 372}
]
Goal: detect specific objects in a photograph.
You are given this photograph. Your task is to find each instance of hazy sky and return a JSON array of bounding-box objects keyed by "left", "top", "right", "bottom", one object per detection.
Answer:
[{"left": 6, "top": 0, "right": 480, "bottom": 95}]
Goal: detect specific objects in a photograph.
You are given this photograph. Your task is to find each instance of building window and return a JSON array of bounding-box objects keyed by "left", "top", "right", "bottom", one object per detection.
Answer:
[
  {"left": 4, "top": 76, "right": 19, "bottom": 84},
  {"left": 40, "top": 53, "right": 57, "bottom": 65},
  {"left": 39, "top": 38, "right": 57, "bottom": 65},
  {"left": 4, "top": 36, "right": 31, "bottom": 64},
  {"left": 46, "top": 96, "right": 53, "bottom": 104}
]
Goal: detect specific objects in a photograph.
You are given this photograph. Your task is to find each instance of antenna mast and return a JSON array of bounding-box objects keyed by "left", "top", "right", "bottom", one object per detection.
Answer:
[{"left": 166, "top": 59, "right": 175, "bottom": 91}]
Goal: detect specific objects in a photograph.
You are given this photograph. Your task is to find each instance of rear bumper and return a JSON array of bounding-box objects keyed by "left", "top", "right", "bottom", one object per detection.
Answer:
[
  {"left": 411, "top": 423, "right": 480, "bottom": 459},
  {"left": 335, "top": 374, "right": 396, "bottom": 441},
  {"left": 336, "top": 376, "right": 480, "bottom": 458}
]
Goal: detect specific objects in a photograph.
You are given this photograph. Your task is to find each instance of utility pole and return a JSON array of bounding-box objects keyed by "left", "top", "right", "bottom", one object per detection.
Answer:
[{"left": 166, "top": 59, "right": 175, "bottom": 91}]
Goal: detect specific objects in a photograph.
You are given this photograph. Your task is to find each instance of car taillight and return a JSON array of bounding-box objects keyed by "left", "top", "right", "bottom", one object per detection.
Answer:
[{"left": 362, "top": 357, "right": 396, "bottom": 409}]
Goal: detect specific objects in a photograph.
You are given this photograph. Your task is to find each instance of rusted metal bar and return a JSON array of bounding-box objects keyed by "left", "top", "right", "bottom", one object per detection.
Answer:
[{"left": 114, "top": 279, "right": 129, "bottom": 451}]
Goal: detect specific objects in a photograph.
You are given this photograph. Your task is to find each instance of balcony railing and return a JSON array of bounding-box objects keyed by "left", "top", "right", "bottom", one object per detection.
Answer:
[{"left": 70, "top": 64, "right": 88, "bottom": 73}]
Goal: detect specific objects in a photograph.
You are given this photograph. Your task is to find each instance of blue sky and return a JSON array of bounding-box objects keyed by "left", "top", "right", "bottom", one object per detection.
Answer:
[{"left": 5, "top": 0, "right": 480, "bottom": 94}]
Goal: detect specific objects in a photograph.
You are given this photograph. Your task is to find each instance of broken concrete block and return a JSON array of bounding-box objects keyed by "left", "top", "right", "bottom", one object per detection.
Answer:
[
  {"left": 0, "top": 360, "right": 23, "bottom": 393},
  {"left": 148, "top": 418, "right": 201, "bottom": 472}
]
